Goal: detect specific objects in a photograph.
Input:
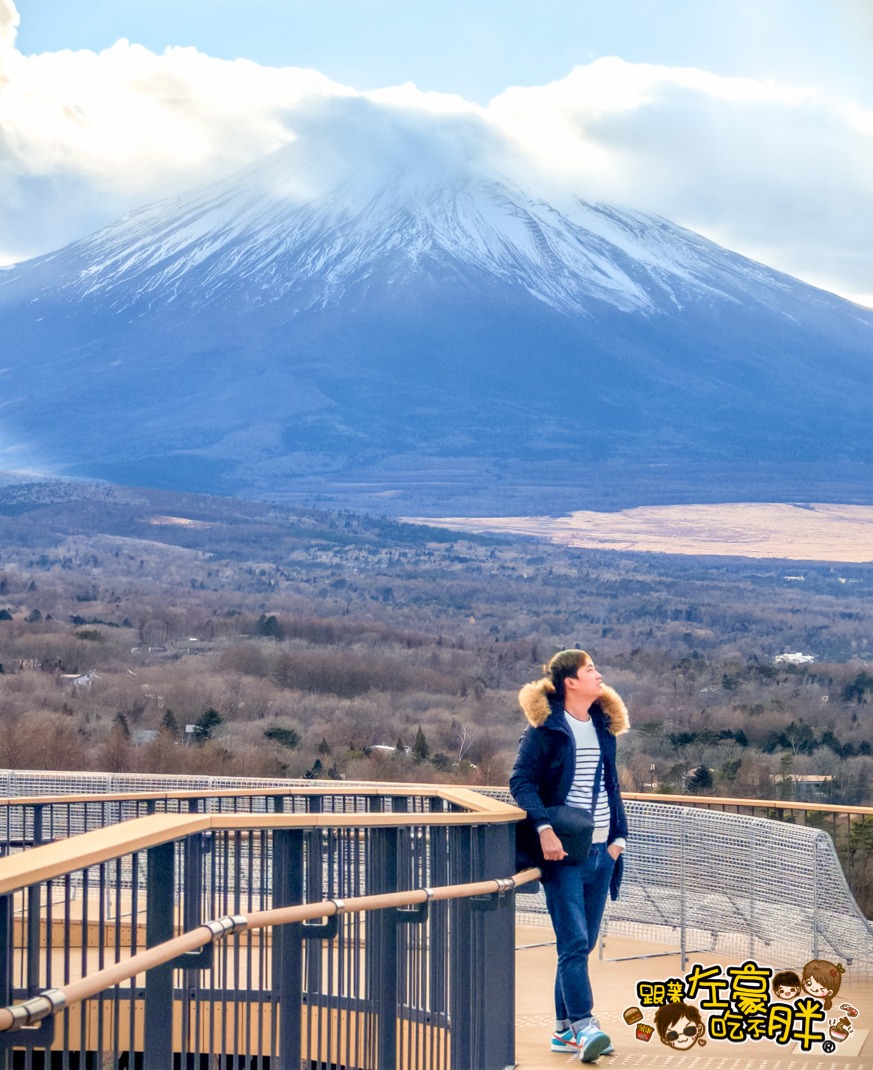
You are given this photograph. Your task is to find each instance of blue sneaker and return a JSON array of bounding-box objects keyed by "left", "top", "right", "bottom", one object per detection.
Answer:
[
  {"left": 550, "top": 1026, "right": 578, "bottom": 1053},
  {"left": 575, "top": 1019, "right": 612, "bottom": 1063}
]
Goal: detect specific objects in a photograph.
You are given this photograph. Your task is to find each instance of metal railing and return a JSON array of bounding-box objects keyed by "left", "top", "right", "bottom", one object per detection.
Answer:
[
  {"left": 0, "top": 787, "right": 528, "bottom": 1070},
  {"left": 475, "top": 786, "right": 873, "bottom": 973},
  {"left": 622, "top": 792, "right": 873, "bottom": 919},
  {"left": 3, "top": 774, "right": 869, "bottom": 916}
]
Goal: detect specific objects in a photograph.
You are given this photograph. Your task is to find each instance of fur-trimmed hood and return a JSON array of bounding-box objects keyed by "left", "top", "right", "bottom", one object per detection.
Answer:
[{"left": 517, "top": 679, "right": 630, "bottom": 736}]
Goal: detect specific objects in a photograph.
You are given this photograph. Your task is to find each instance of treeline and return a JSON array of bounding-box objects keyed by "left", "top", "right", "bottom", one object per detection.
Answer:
[
  {"left": 0, "top": 481, "right": 871, "bottom": 804},
  {"left": 761, "top": 720, "right": 872, "bottom": 758}
]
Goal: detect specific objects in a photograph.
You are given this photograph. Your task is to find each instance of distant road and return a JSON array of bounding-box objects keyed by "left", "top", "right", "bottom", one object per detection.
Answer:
[{"left": 409, "top": 503, "right": 873, "bottom": 563}]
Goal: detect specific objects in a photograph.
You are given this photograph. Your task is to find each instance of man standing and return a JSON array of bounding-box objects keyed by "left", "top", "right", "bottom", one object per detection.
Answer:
[{"left": 510, "top": 649, "right": 629, "bottom": 1063}]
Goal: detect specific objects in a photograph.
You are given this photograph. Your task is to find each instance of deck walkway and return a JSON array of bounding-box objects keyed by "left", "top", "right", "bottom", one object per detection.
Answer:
[{"left": 515, "top": 924, "right": 873, "bottom": 1069}]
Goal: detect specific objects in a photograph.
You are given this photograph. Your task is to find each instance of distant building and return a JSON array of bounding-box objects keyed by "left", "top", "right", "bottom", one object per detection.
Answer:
[
  {"left": 772, "top": 773, "right": 833, "bottom": 801},
  {"left": 61, "top": 671, "right": 100, "bottom": 688},
  {"left": 774, "top": 652, "right": 815, "bottom": 665}
]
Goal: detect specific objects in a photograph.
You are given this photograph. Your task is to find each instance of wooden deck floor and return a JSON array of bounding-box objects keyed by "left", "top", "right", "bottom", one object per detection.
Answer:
[{"left": 515, "top": 924, "right": 873, "bottom": 1069}]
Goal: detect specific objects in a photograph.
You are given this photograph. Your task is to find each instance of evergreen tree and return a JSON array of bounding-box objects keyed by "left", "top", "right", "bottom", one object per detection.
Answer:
[
  {"left": 412, "top": 725, "right": 429, "bottom": 762},
  {"left": 264, "top": 726, "right": 301, "bottom": 749},
  {"left": 194, "top": 707, "right": 223, "bottom": 741},
  {"left": 685, "top": 764, "right": 712, "bottom": 793}
]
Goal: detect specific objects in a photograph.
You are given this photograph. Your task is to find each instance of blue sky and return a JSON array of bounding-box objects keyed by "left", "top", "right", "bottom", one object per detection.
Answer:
[{"left": 4, "top": 0, "right": 873, "bottom": 304}]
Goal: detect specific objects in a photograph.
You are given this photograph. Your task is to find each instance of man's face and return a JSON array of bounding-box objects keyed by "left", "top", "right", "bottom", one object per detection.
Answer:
[
  {"left": 664, "top": 1017, "right": 700, "bottom": 1050},
  {"left": 566, "top": 661, "right": 603, "bottom": 703},
  {"left": 775, "top": 984, "right": 799, "bottom": 1000}
]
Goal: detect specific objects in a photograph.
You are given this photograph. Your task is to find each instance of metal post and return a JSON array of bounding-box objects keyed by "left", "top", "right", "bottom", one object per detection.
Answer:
[
  {"left": 475, "top": 824, "right": 516, "bottom": 1070},
  {"left": 449, "top": 825, "right": 474, "bottom": 1070},
  {"left": 0, "top": 895, "right": 12, "bottom": 1070},
  {"left": 180, "top": 832, "right": 204, "bottom": 1061},
  {"left": 273, "top": 828, "right": 304, "bottom": 1070},
  {"left": 813, "top": 834, "right": 820, "bottom": 958},
  {"left": 25, "top": 883, "right": 41, "bottom": 998},
  {"left": 143, "top": 841, "right": 175, "bottom": 1070},
  {"left": 679, "top": 820, "right": 687, "bottom": 970},
  {"left": 749, "top": 826, "right": 756, "bottom": 959},
  {"left": 26, "top": 806, "right": 44, "bottom": 996},
  {"left": 428, "top": 824, "right": 450, "bottom": 1048},
  {"left": 368, "top": 827, "right": 399, "bottom": 1070}
]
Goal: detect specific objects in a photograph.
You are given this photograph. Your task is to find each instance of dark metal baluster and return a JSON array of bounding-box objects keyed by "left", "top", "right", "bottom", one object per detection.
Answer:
[
  {"left": 0, "top": 893, "right": 12, "bottom": 1070},
  {"left": 143, "top": 841, "right": 175, "bottom": 1070},
  {"left": 272, "top": 828, "right": 304, "bottom": 1070},
  {"left": 368, "top": 826, "right": 399, "bottom": 1070}
]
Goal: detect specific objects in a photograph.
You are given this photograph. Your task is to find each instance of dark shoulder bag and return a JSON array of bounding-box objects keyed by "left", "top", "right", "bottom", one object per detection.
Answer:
[{"left": 545, "top": 804, "right": 595, "bottom": 862}]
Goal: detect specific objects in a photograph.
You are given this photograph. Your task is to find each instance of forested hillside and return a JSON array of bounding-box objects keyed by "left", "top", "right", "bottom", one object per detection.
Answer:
[{"left": 0, "top": 481, "right": 871, "bottom": 805}]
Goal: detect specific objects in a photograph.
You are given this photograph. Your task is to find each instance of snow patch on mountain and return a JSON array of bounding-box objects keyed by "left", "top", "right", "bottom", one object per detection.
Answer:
[{"left": 20, "top": 138, "right": 802, "bottom": 320}]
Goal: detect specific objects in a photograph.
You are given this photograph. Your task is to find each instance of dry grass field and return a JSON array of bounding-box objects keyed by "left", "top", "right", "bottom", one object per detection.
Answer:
[{"left": 414, "top": 503, "right": 873, "bottom": 563}]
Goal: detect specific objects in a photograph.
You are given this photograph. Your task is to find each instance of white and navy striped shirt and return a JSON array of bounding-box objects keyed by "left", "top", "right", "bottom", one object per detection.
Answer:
[{"left": 564, "top": 711, "right": 610, "bottom": 841}]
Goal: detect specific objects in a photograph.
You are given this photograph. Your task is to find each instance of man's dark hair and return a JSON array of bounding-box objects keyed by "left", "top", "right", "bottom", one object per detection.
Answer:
[
  {"left": 543, "top": 648, "right": 591, "bottom": 702},
  {"left": 653, "top": 1002, "right": 703, "bottom": 1045}
]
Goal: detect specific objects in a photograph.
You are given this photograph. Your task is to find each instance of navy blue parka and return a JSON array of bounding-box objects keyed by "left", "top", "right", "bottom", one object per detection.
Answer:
[{"left": 509, "top": 688, "right": 629, "bottom": 900}]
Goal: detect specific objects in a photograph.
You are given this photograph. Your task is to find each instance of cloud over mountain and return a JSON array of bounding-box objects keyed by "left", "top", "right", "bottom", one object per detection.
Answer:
[
  {"left": 1, "top": 121, "right": 870, "bottom": 511},
  {"left": 490, "top": 60, "right": 873, "bottom": 304},
  {"left": 1, "top": 0, "right": 872, "bottom": 304}
]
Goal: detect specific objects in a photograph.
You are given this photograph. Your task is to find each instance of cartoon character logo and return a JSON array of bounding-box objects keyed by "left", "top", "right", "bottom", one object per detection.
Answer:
[
  {"left": 801, "top": 959, "right": 845, "bottom": 1010},
  {"left": 772, "top": 969, "right": 801, "bottom": 1000},
  {"left": 653, "top": 1002, "right": 706, "bottom": 1050}
]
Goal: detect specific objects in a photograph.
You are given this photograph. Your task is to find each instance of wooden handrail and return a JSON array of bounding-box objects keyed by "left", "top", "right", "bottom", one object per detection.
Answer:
[
  {"left": 620, "top": 791, "right": 873, "bottom": 816},
  {"left": 4, "top": 784, "right": 870, "bottom": 817},
  {"left": 0, "top": 794, "right": 525, "bottom": 896},
  {"left": 0, "top": 867, "right": 542, "bottom": 1033},
  {"left": 0, "top": 783, "right": 453, "bottom": 807}
]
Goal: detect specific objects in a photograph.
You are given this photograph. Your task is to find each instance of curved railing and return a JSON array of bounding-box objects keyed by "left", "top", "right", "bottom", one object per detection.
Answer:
[
  {"left": 0, "top": 786, "right": 529, "bottom": 1070},
  {"left": 484, "top": 787, "right": 873, "bottom": 972},
  {"left": 1, "top": 773, "right": 871, "bottom": 1069},
  {"left": 621, "top": 791, "right": 873, "bottom": 919}
]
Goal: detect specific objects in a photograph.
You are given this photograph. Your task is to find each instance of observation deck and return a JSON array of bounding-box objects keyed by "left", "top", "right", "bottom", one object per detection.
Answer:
[{"left": 1, "top": 770, "right": 871, "bottom": 1069}]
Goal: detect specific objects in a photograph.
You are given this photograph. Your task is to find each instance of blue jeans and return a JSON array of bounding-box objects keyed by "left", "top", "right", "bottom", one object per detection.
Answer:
[{"left": 541, "top": 842, "right": 615, "bottom": 1023}]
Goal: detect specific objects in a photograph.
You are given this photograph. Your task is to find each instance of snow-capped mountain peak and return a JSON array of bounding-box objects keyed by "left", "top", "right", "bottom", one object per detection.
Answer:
[
  {"left": 27, "top": 137, "right": 796, "bottom": 319},
  {"left": 1, "top": 124, "right": 871, "bottom": 514}
]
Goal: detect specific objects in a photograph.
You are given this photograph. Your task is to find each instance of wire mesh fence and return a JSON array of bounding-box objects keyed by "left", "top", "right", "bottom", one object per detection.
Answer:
[{"left": 485, "top": 789, "right": 873, "bottom": 975}]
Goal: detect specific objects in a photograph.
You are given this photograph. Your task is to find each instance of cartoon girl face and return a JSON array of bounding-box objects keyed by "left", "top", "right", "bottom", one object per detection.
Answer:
[
  {"left": 802, "top": 975, "right": 832, "bottom": 1000},
  {"left": 663, "top": 1016, "right": 702, "bottom": 1050}
]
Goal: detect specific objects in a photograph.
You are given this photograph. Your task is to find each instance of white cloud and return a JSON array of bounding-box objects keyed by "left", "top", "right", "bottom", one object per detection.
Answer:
[
  {"left": 0, "top": 0, "right": 347, "bottom": 260},
  {"left": 1, "top": 1, "right": 871, "bottom": 305},
  {"left": 487, "top": 58, "right": 873, "bottom": 304}
]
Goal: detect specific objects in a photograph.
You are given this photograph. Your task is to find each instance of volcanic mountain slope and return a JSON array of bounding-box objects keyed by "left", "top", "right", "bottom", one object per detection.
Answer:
[{"left": 1, "top": 124, "right": 871, "bottom": 513}]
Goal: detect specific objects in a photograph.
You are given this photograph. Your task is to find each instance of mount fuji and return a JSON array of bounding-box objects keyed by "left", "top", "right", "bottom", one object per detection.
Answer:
[{"left": 1, "top": 119, "right": 871, "bottom": 513}]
